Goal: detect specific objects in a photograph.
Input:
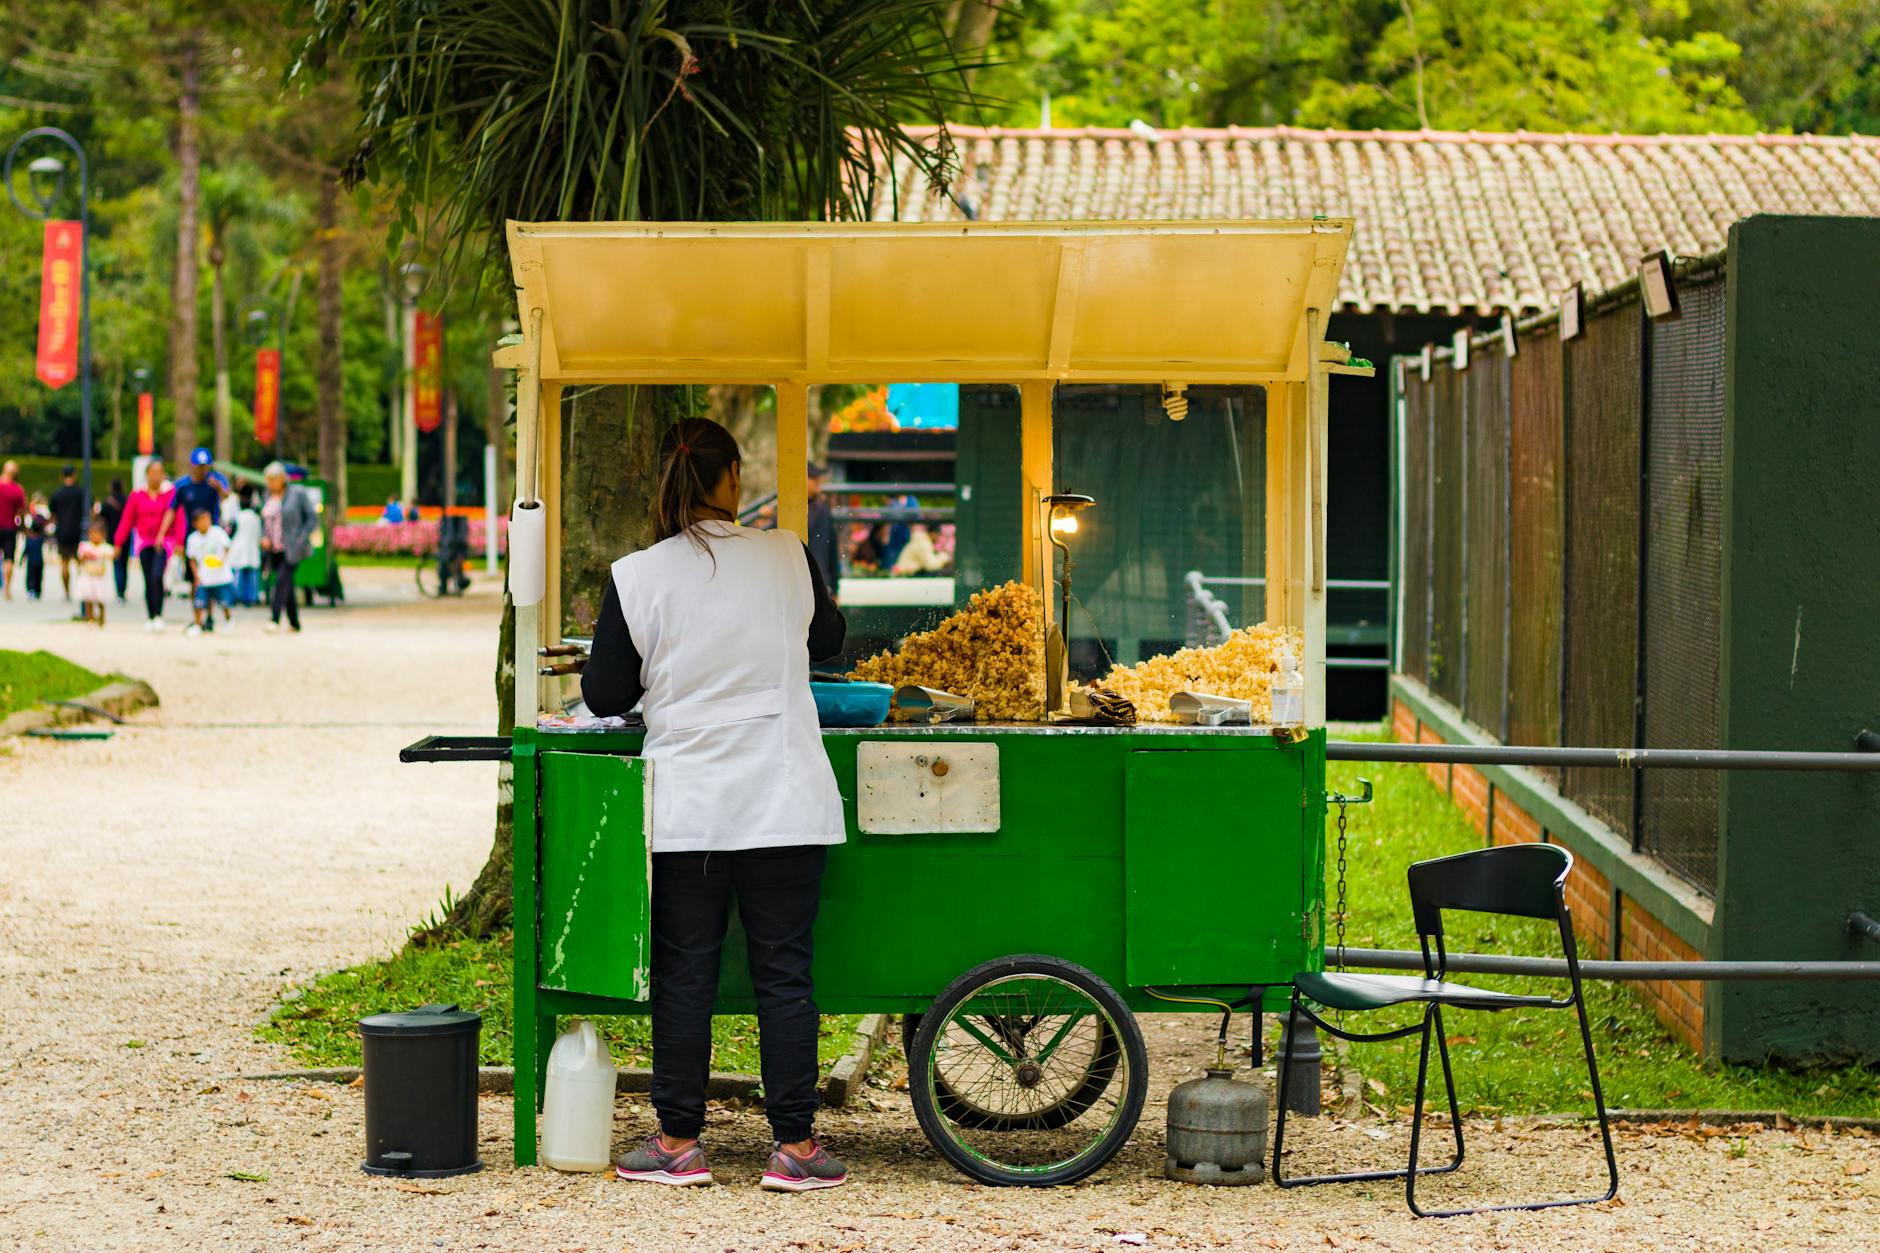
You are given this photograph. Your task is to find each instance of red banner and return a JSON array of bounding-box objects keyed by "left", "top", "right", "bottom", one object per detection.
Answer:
[
  {"left": 254, "top": 348, "right": 281, "bottom": 446},
  {"left": 413, "top": 310, "right": 443, "bottom": 433},
  {"left": 35, "top": 220, "right": 81, "bottom": 389},
  {"left": 136, "top": 392, "right": 155, "bottom": 455}
]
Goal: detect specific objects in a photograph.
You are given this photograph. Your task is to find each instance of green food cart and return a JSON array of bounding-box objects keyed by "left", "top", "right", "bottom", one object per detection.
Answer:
[{"left": 408, "top": 219, "right": 1368, "bottom": 1186}]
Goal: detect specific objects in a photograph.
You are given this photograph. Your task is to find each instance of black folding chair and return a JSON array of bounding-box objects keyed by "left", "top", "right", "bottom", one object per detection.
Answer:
[{"left": 1272, "top": 842, "right": 1620, "bottom": 1217}]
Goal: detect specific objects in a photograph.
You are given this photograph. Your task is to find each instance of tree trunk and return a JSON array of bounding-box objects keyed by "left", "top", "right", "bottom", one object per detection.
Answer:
[
  {"left": 382, "top": 267, "right": 401, "bottom": 471},
  {"left": 443, "top": 388, "right": 458, "bottom": 509},
  {"left": 421, "top": 385, "right": 660, "bottom": 941},
  {"left": 316, "top": 173, "right": 346, "bottom": 507},
  {"left": 108, "top": 358, "right": 123, "bottom": 463},
  {"left": 169, "top": 34, "right": 202, "bottom": 464},
  {"left": 210, "top": 240, "right": 231, "bottom": 462},
  {"left": 280, "top": 267, "right": 305, "bottom": 456}
]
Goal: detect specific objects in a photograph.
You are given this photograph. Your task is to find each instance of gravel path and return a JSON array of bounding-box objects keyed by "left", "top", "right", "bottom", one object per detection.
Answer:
[{"left": 1, "top": 568, "right": 1873, "bottom": 1250}]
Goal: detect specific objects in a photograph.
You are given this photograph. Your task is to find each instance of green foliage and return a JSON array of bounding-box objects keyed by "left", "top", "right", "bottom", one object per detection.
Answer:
[
  {"left": 295, "top": 0, "right": 986, "bottom": 290},
  {"left": 257, "top": 932, "right": 864, "bottom": 1075},
  {"left": 980, "top": 0, "right": 1756, "bottom": 133},
  {"left": 1323, "top": 733, "right": 1880, "bottom": 1118},
  {"left": 0, "top": 649, "right": 110, "bottom": 720}
]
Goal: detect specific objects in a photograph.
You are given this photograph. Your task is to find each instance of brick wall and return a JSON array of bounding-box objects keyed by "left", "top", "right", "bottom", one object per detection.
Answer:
[
  {"left": 1619, "top": 898, "right": 1705, "bottom": 1050},
  {"left": 1391, "top": 697, "right": 1701, "bottom": 1052}
]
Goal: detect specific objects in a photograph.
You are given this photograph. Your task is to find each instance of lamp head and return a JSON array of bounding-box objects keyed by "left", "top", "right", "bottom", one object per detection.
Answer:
[
  {"left": 1045, "top": 493, "right": 1095, "bottom": 536},
  {"left": 26, "top": 155, "right": 63, "bottom": 176}
]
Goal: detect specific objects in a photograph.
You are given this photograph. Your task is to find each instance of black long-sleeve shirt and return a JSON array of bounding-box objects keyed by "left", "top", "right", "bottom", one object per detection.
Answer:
[{"left": 581, "top": 540, "right": 846, "bottom": 718}]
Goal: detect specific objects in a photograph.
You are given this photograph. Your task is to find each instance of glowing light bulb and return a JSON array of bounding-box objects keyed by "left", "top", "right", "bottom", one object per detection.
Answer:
[{"left": 1050, "top": 512, "right": 1080, "bottom": 536}]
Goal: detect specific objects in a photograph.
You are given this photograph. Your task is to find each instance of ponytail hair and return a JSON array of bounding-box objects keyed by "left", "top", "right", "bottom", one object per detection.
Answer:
[{"left": 653, "top": 417, "right": 742, "bottom": 549}]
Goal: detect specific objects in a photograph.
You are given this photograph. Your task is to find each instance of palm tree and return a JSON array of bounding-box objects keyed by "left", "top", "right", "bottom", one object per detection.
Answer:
[
  {"left": 299, "top": 0, "right": 982, "bottom": 939},
  {"left": 200, "top": 162, "right": 301, "bottom": 461}
]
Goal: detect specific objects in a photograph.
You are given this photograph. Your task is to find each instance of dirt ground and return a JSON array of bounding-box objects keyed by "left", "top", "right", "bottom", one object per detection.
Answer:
[{"left": 0, "top": 567, "right": 1874, "bottom": 1251}]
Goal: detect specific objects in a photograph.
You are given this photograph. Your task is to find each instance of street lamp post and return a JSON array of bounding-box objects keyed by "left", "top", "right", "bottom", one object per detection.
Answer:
[
  {"left": 399, "top": 260, "right": 428, "bottom": 506},
  {"left": 238, "top": 294, "right": 284, "bottom": 453},
  {"left": 6, "top": 127, "right": 93, "bottom": 517}
]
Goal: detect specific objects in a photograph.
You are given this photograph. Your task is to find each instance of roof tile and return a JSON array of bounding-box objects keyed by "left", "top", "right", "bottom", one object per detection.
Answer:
[{"left": 881, "top": 126, "right": 1880, "bottom": 313}]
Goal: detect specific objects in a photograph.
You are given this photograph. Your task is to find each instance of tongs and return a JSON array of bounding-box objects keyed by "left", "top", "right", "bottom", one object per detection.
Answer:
[{"left": 539, "top": 642, "right": 588, "bottom": 677}]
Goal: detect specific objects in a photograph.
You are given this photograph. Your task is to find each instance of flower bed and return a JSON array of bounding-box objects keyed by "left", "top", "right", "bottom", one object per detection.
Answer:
[{"left": 332, "top": 518, "right": 509, "bottom": 558}]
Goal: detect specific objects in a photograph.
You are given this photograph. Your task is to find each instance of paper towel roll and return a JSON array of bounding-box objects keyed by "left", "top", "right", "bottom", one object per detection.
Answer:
[{"left": 509, "top": 500, "right": 546, "bottom": 607}]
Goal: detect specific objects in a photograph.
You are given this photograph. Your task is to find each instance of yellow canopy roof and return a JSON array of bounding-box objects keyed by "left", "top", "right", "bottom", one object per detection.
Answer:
[{"left": 506, "top": 219, "right": 1352, "bottom": 385}]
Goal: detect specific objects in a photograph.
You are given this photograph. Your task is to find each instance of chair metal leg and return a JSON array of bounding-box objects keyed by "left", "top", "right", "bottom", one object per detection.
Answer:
[
  {"left": 1273, "top": 993, "right": 1463, "bottom": 1189},
  {"left": 1406, "top": 996, "right": 1620, "bottom": 1218}
]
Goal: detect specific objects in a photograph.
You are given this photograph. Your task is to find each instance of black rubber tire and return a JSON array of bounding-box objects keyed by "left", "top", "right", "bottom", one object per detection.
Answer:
[{"left": 909, "top": 955, "right": 1146, "bottom": 1187}]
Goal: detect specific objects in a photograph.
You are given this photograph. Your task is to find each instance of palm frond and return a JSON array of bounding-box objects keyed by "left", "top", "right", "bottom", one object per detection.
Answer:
[{"left": 298, "top": 0, "right": 984, "bottom": 290}]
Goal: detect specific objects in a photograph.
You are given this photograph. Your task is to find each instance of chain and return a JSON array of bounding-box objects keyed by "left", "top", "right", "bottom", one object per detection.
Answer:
[
  {"left": 1333, "top": 798, "right": 1350, "bottom": 971},
  {"left": 1325, "top": 778, "right": 1370, "bottom": 973}
]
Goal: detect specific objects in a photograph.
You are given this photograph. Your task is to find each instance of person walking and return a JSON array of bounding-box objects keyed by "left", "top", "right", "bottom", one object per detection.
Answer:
[
  {"left": 805, "top": 462, "right": 839, "bottom": 589},
  {"left": 74, "top": 520, "right": 114, "bottom": 628},
  {"left": 172, "top": 449, "right": 225, "bottom": 601},
  {"left": 228, "top": 487, "right": 263, "bottom": 607},
  {"left": 47, "top": 466, "right": 85, "bottom": 603},
  {"left": 97, "top": 478, "right": 129, "bottom": 604},
  {"left": 115, "top": 459, "right": 178, "bottom": 631},
  {"left": 21, "top": 495, "right": 51, "bottom": 600},
  {"left": 581, "top": 418, "right": 850, "bottom": 1193},
  {"left": 0, "top": 460, "right": 26, "bottom": 600},
  {"left": 183, "top": 509, "right": 235, "bottom": 636},
  {"left": 260, "top": 462, "right": 315, "bottom": 634}
]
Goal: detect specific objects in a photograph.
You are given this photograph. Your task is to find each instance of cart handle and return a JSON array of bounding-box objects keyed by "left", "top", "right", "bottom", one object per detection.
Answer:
[{"left": 400, "top": 735, "right": 513, "bottom": 763}]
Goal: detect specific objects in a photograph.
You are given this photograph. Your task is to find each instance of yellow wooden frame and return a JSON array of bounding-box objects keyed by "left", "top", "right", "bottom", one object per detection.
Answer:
[{"left": 499, "top": 218, "right": 1363, "bottom": 725}]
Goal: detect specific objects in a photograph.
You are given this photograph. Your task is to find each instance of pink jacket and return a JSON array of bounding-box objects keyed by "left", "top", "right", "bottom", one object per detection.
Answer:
[{"left": 115, "top": 487, "right": 176, "bottom": 555}]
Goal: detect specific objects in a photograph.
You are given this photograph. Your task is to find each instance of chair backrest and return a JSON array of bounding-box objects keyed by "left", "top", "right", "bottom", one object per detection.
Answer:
[{"left": 1407, "top": 843, "right": 1572, "bottom": 939}]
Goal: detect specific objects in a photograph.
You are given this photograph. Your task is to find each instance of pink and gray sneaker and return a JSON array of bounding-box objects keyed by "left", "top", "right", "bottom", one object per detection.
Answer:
[
  {"left": 615, "top": 1135, "right": 714, "bottom": 1186},
  {"left": 761, "top": 1140, "right": 849, "bottom": 1192}
]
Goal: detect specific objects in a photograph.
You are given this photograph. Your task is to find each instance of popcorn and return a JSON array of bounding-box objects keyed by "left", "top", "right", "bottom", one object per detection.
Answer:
[
  {"left": 1090, "top": 623, "right": 1303, "bottom": 723},
  {"left": 849, "top": 580, "right": 1045, "bottom": 722}
]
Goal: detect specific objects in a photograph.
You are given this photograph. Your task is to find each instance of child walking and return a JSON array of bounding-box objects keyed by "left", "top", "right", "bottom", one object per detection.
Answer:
[
  {"left": 21, "top": 494, "right": 50, "bottom": 600},
  {"left": 229, "top": 487, "right": 263, "bottom": 607},
  {"left": 184, "top": 509, "right": 235, "bottom": 636},
  {"left": 75, "top": 520, "right": 115, "bottom": 627}
]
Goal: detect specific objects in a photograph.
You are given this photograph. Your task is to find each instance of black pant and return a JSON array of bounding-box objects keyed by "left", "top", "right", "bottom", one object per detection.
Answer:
[
  {"left": 113, "top": 543, "right": 130, "bottom": 600},
  {"left": 138, "top": 545, "right": 165, "bottom": 620},
  {"left": 268, "top": 553, "right": 300, "bottom": 628},
  {"left": 651, "top": 845, "right": 826, "bottom": 1143}
]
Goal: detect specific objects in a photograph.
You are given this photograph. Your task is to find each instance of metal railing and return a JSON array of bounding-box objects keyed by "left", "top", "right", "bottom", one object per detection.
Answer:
[{"left": 1184, "top": 571, "right": 1392, "bottom": 669}]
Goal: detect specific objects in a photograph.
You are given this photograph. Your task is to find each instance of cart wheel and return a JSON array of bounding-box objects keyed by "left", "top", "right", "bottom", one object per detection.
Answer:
[
  {"left": 905, "top": 1010, "right": 1119, "bottom": 1132},
  {"left": 909, "top": 955, "right": 1145, "bottom": 1187}
]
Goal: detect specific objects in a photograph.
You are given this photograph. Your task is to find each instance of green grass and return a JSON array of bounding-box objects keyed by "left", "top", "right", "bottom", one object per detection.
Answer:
[
  {"left": 258, "top": 933, "right": 863, "bottom": 1076},
  {"left": 0, "top": 649, "right": 109, "bottom": 720},
  {"left": 1321, "top": 726, "right": 1880, "bottom": 1118}
]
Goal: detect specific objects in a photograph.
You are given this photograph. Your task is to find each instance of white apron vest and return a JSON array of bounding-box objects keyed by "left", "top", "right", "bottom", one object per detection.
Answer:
[{"left": 610, "top": 521, "right": 846, "bottom": 853}]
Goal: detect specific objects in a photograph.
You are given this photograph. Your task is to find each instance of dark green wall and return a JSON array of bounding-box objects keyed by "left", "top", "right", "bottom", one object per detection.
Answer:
[{"left": 1714, "top": 215, "right": 1880, "bottom": 1064}]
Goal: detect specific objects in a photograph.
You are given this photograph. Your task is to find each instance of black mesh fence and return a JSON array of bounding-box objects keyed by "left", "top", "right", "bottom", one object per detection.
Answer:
[
  {"left": 1561, "top": 300, "right": 1643, "bottom": 843},
  {"left": 1428, "top": 365, "right": 1466, "bottom": 707},
  {"left": 1463, "top": 351, "right": 1510, "bottom": 738},
  {"left": 1508, "top": 330, "right": 1565, "bottom": 782},
  {"left": 1640, "top": 276, "right": 1727, "bottom": 891},
  {"left": 1399, "top": 370, "right": 1433, "bottom": 684}
]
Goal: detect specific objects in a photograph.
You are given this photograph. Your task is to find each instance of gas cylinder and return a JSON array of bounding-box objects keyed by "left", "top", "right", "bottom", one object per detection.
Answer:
[
  {"left": 540, "top": 1019, "right": 618, "bottom": 1172},
  {"left": 1165, "top": 1066, "right": 1268, "bottom": 1185}
]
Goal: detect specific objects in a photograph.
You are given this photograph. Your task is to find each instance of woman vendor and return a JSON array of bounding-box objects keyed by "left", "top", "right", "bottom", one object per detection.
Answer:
[{"left": 580, "top": 418, "right": 850, "bottom": 1191}]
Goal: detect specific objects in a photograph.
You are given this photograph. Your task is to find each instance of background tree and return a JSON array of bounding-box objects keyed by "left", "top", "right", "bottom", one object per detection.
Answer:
[
  {"left": 200, "top": 161, "right": 300, "bottom": 461},
  {"left": 301, "top": 0, "right": 982, "bottom": 940}
]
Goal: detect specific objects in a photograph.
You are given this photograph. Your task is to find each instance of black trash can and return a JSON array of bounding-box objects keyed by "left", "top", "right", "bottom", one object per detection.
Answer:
[{"left": 359, "top": 1003, "right": 484, "bottom": 1178}]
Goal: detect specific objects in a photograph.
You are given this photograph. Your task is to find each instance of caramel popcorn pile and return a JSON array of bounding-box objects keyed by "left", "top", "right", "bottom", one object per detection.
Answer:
[
  {"left": 1090, "top": 623, "right": 1303, "bottom": 723},
  {"left": 849, "top": 580, "right": 1046, "bottom": 722}
]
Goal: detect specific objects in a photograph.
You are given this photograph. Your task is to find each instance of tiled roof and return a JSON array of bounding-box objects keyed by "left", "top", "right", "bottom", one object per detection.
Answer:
[{"left": 870, "top": 126, "right": 1880, "bottom": 314}]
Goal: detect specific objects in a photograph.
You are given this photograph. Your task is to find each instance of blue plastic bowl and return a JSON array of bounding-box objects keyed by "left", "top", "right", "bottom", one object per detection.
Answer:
[{"left": 812, "top": 681, "right": 892, "bottom": 728}]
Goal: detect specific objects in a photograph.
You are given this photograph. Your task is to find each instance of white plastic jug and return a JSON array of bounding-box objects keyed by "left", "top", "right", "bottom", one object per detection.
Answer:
[{"left": 540, "top": 1019, "right": 617, "bottom": 1172}]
